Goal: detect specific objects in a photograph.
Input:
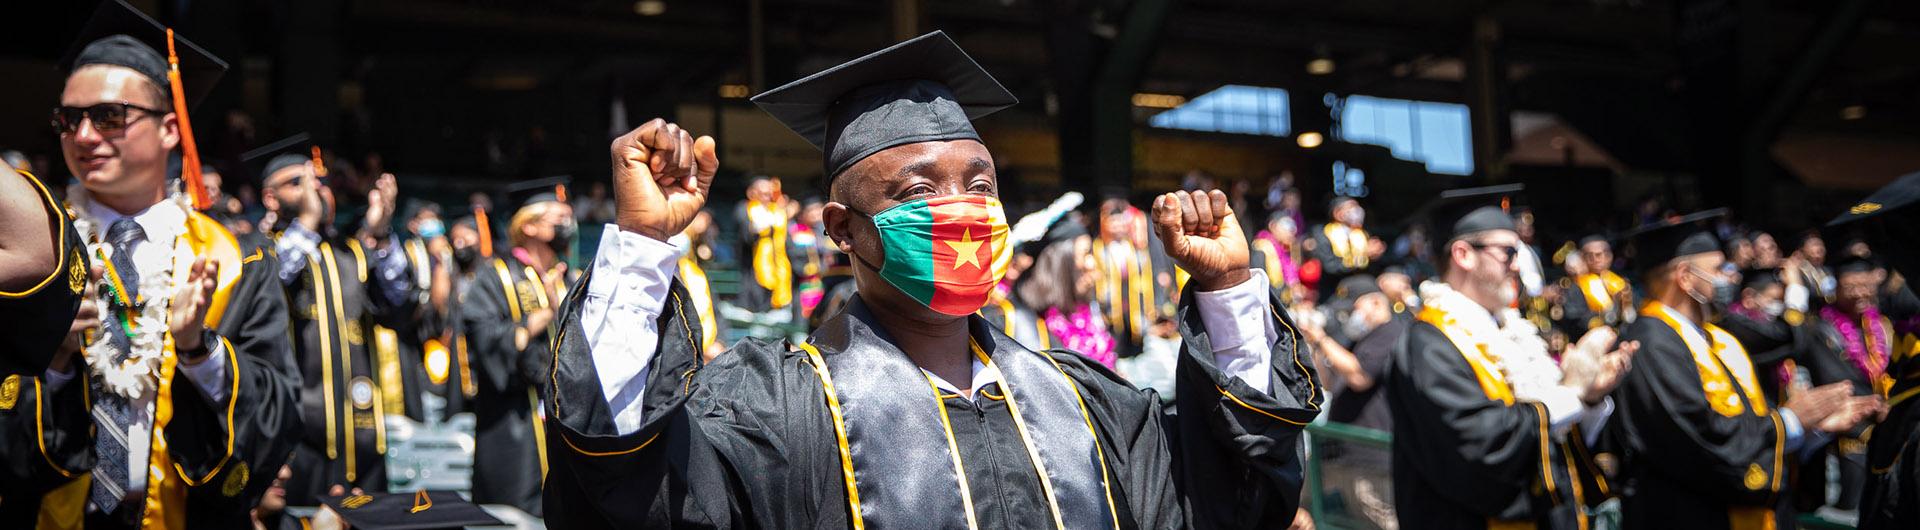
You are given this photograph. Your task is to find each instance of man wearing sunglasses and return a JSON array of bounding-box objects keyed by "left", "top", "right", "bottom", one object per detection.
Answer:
[
  {"left": 1386, "top": 185, "right": 1637, "bottom": 530},
  {"left": 40, "top": 1, "right": 302, "bottom": 527}
]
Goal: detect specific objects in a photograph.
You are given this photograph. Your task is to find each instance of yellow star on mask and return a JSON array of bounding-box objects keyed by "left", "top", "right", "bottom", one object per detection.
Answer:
[{"left": 945, "top": 228, "right": 984, "bottom": 270}]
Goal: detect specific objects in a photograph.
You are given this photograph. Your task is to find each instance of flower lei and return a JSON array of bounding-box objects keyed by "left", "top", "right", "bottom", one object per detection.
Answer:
[
  {"left": 1820, "top": 304, "right": 1889, "bottom": 384},
  {"left": 68, "top": 184, "right": 184, "bottom": 399}
]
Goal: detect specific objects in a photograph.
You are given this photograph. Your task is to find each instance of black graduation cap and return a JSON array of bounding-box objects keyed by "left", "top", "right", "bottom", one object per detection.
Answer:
[
  {"left": 1830, "top": 254, "right": 1882, "bottom": 277},
  {"left": 318, "top": 490, "right": 503, "bottom": 530},
  {"left": 1625, "top": 208, "right": 1728, "bottom": 272},
  {"left": 239, "top": 133, "right": 320, "bottom": 184},
  {"left": 1333, "top": 274, "right": 1382, "bottom": 302},
  {"left": 1740, "top": 267, "right": 1783, "bottom": 291},
  {"left": 504, "top": 176, "right": 570, "bottom": 209},
  {"left": 1828, "top": 171, "right": 1920, "bottom": 282},
  {"left": 1427, "top": 183, "right": 1525, "bottom": 246},
  {"left": 751, "top": 31, "right": 1019, "bottom": 182},
  {"left": 61, "top": 0, "right": 228, "bottom": 109}
]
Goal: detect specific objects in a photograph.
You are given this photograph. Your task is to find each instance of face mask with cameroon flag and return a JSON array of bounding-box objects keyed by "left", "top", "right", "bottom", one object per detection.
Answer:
[{"left": 855, "top": 194, "right": 1012, "bottom": 316}]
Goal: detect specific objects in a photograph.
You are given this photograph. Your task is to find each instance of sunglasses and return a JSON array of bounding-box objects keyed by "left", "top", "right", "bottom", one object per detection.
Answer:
[
  {"left": 1469, "top": 241, "right": 1520, "bottom": 262},
  {"left": 51, "top": 103, "right": 166, "bottom": 135}
]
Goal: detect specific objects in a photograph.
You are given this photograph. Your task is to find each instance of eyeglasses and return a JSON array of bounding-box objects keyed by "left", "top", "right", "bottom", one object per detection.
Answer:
[
  {"left": 1469, "top": 241, "right": 1520, "bottom": 262},
  {"left": 51, "top": 103, "right": 166, "bottom": 135}
]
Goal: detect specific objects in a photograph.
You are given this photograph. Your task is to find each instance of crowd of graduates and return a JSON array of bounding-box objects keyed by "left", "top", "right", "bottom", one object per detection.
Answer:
[{"left": 5, "top": 2, "right": 1920, "bottom": 529}]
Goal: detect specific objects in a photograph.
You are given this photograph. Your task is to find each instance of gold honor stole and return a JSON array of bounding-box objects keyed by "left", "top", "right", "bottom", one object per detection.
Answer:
[
  {"left": 1577, "top": 272, "right": 1627, "bottom": 314},
  {"left": 1323, "top": 224, "right": 1370, "bottom": 268},
  {"left": 1641, "top": 302, "right": 1784, "bottom": 530},
  {"left": 748, "top": 201, "right": 793, "bottom": 309},
  {"left": 797, "top": 331, "right": 1118, "bottom": 530}
]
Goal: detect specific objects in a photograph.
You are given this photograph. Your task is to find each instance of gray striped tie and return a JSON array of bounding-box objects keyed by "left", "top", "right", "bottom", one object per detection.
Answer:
[{"left": 89, "top": 218, "right": 147, "bottom": 516}]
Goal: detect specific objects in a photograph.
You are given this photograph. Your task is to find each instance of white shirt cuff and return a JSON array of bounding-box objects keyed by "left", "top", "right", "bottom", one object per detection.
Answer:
[
  {"left": 1577, "top": 396, "right": 1613, "bottom": 446},
  {"left": 585, "top": 224, "right": 683, "bottom": 435},
  {"left": 1785, "top": 283, "right": 1810, "bottom": 313},
  {"left": 1540, "top": 386, "right": 1589, "bottom": 439},
  {"left": 1193, "top": 268, "right": 1278, "bottom": 395},
  {"left": 178, "top": 338, "right": 231, "bottom": 403}
]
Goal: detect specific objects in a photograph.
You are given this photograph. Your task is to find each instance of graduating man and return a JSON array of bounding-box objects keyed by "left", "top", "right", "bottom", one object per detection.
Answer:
[
  {"left": 1824, "top": 171, "right": 1920, "bottom": 529},
  {"left": 1607, "top": 210, "right": 1881, "bottom": 530},
  {"left": 1799, "top": 255, "right": 1898, "bottom": 510},
  {"left": 258, "top": 145, "right": 415, "bottom": 504},
  {"left": 48, "top": 2, "right": 302, "bottom": 526},
  {"left": 0, "top": 165, "right": 93, "bottom": 526},
  {"left": 1386, "top": 185, "right": 1632, "bottom": 530},
  {"left": 1310, "top": 196, "right": 1382, "bottom": 302},
  {"left": 1093, "top": 198, "right": 1160, "bottom": 355},
  {"left": 542, "top": 31, "right": 1319, "bottom": 528},
  {"left": 461, "top": 190, "right": 576, "bottom": 515},
  {"left": 1557, "top": 235, "right": 1633, "bottom": 335}
]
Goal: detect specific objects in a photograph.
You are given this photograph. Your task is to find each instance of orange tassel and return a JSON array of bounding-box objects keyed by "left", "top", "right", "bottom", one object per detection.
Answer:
[
  {"left": 475, "top": 206, "right": 494, "bottom": 257},
  {"left": 166, "top": 28, "right": 208, "bottom": 211},
  {"left": 309, "top": 146, "right": 328, "bottom": 177},
  {"left": 554, "top": 184, "right": 567, "bottom": 203}
]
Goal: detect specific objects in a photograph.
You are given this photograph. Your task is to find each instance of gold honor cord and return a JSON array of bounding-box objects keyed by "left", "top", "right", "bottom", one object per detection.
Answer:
[
  {"left": 310, "top": 252, "right": 338, "bottom": 460},
  {"left": 321, "top": 245, "right": 356, "bottom": 480}
]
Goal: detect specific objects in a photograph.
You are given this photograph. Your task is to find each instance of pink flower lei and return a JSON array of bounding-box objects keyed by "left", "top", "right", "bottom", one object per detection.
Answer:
[{"left": 1820, "top": 304, "right": 1890, "bottom": 382}]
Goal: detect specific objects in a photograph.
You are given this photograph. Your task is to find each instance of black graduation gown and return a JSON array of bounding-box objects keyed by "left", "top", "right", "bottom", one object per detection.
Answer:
[
  {"left": 460, "top": 254, "right": 561, "bottom": 515},
  {"left": 1609, "top": 310, "right": 1797, "bottom": 530},
  {"left": 371, "top": 238, "right": 440, "bottom": 422},
  {"left": 1554, "top": 275, "right": 1627, "bottom": 338},
  {"left": 1859, "top": 350, "right": 1920, "bottom": 530},
  {"left": 1386, "top": 315, "right": 1610, "bottom": 530},
  {"left": 543, "top": 276, "right": 1320, "bottom": 529},
  {"left": 280, "top": 236, "right": 414, "bottom": 504}
]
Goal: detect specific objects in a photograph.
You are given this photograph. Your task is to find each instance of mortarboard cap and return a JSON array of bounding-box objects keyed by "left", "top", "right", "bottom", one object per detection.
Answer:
[
  {"left": 240, "top": 133, "right": 321, "bottom": 185},
  {"left": 1426, "top": 184, "right": 1524, "bottom": 246},
  {"left": 1831, "top": 254, "right": 1882, "bottom": 277},
  {"left": 505, "top": 176, "right": 571, "bottom": 211},
  {"left": 318, "top": 490, "right": 503, "bottom": 530},
  {"left": 62, "top": 0, "right": 227, "bottom": 109},
  {"left": 752, "top": 31, "right": 1018, "bottom": 183},
  {"left": 1333, "top": 274, "right": 1383, "bottom": 302},
  {"left": 1827, "top": 171, "right": 1920, "bottom": 282},
  {"left": 1626, "top": 209, "right": 1728, "bottom": 272},
  {"left": 1740, "top": 267, "right": 1783, "bottom": 290}
]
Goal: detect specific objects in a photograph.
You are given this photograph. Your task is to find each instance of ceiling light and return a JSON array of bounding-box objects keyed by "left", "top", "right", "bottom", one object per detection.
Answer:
[
  {"left": 634, "top": 0, "right": 666, "bottom": 16},
  {"left": 1841, "top": 105, "right": 1867, "bottom": 120},
  {"left": 719, "top": 84, "right": 750, "bottom": 98},
  {"left": 1306, "top": 58, "right": 1335, "bottom": 76},
  {"left": 1297, "top": 131, "right": 1324, "bottom": 149},
  {"left": 1131, "top": 93, "right": 1187, "bottom": 109}
]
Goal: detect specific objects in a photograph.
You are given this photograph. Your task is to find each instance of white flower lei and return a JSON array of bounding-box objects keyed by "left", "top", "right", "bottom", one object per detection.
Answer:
[{"left": 68, "top": 183, "right": 185, "bottom": 399}]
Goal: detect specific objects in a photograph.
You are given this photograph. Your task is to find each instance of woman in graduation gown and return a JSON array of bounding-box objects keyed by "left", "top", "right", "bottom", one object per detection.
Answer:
[
  {"left": 1606, "top": 211, "right": 1881, "bottom": 530},
  {"left": 1386, "top": 186, "right": 1630, "bottom": 530},
  {"left": 460, "top": 193, "right": 576, "bottom": 515},
  {"left": 542, "top": 32, "right": 1320, "bottom": 529}
]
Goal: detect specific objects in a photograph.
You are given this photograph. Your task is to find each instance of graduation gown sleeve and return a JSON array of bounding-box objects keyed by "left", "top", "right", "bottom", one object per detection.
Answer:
[
  {"left": 166, "top": 337, "right": 304, "bottom": 528},
  {"left": 221, "top": 232, "right": 302, "bottom": 384}
]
